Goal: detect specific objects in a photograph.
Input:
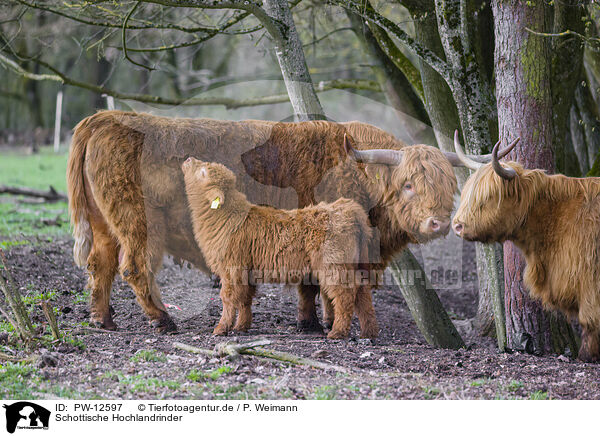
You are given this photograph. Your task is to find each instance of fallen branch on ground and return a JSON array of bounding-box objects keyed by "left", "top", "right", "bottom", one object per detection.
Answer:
[
  {"left": 0, "top": 185, "right": 67, "bottom": 202},
  {"left": 0, "top": 351, "right": 38, "bottom": 363},
  {"left": 174, "top": 340, "right": 349, "bottom": 373}
]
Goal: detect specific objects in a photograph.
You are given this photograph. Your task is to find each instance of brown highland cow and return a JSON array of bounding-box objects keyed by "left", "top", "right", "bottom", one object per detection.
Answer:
[
  {"left": 452, "top": 131, "right": 600, "bottom": 362},
  {"left": 181, "top": 157, "right": 377, "bottom": 339},
  {"left": 67, "top": 110, "right": 505, "bottom": 333}
]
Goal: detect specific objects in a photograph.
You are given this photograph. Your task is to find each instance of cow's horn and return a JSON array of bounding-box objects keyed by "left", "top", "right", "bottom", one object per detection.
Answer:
[
  {"left": 445, "top": 132, "right": 520, "bottom": 167},
  {"left": 492, "top": 137, "right": 519, "bottom": 180},
  {"left": 451, "top": 130, "right": 484, "bottom": 171},
  {"left": 344, "top": 133, "right": 403, "bottom": 165}
]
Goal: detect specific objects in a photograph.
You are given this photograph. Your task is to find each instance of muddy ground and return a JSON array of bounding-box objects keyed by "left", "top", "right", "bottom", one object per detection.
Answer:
[{"left": 2, "top": 236, "right": 600, "bottom": 400}]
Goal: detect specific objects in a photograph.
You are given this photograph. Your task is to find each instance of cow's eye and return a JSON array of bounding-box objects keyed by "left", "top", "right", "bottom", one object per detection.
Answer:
[{"left": 403, "top": 182, "right": 413, "bottom": 191}]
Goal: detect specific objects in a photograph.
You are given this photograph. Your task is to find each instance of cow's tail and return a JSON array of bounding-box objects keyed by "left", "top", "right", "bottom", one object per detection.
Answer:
[{"left": 67, "top": 116, "right": 94, "bottom": 267}]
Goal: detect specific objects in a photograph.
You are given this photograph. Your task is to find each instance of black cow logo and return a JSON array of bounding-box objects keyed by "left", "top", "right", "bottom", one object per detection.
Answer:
[{"left": 3, "top": 402, "right": 50, "bottom": 433}]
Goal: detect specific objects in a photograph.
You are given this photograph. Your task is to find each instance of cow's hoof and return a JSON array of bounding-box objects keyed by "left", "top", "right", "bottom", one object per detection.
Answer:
[
  {"left": 212, "top": 327, "right": 228, "bottom": 336},
  {"left": 91, "top": 316, "right": 117, "bottom": 331},
  {"left": 577, "top": 348, "right": 600, "bottom": 363},
  {"left": 151, "top": 313, "right": 177, "bottom": 334},
  {"left": 323, "top": 321, "right": 333, "bottom": 331},
  {"left": 296, "top": 318, "right": 324, "bottom": 333},
  {"left": 327, "top": 330, "right": 348, "bottom": 340}
]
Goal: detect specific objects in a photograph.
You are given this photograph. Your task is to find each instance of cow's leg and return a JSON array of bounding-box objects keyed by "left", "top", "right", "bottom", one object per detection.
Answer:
[
  {"left": 106, "top": 206, "right": 175, "bottom": 333},
  {"left": 233, "top": 285, "right": 255, "bottom": 332},
  {"left": 297, "top": 283, "right": 323, "bottom": 332},
  {"left": 214, "top": 281, "right": 237, "bottom": 336},
  {"left": 578, "top": 308, "right": 600, "bottom": 362},
  {"left": 323, "top": 285, "right": 354, "bottom": 339},
  {"left": 355, "top": 286, "right": 378, "bottom": 339},
  {"left": 87, "top": 215, "right": 118, "bottom": 330},
  {"left": 321, "top": 293, "right": 335, "bottom": 330}
]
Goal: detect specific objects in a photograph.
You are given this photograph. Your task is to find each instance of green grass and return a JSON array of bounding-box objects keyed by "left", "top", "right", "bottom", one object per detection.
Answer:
[
  {"left": 507, "top": 380, "right": 524, "bottom": 392},
  {"left": 0, "top": 362, "right": 39, "bottom": 398},
  {"left": 529, "top": 390, "right": 549, "bottom": 400},
  {"left": 312, "top": 385, "right": 338, "bottom": 400},
  {"left": 0, "top": 146, "right": 69, "bottom": 237},
  {"left": 470, "top": 378, "right": 491, "bottom": 387},
  {"left": 187, "top": 366, "right": 233, "bottom": 381},
  {"left": 101, "top": 371, "right": 181, "bottom": 394},
  {"left": 130, "top": 349, "right": 167, "bottom": 363}
]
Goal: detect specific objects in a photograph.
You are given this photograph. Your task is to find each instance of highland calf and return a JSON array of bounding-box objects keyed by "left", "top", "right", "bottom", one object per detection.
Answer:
[
  {"left": 452, "top": 131, "right": 600, "bottom": 362},
  {"left": 181, "top": 157, "right": 377, "bottom": 339}
]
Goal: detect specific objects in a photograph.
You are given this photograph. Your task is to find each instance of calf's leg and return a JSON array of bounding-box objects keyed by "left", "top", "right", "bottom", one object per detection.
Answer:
[
  {"left": 321, "top": 294, "right": 335, "bottom": 330},
  {"left": 233, "top": 285, "right": 255, "bottom": 332},
  {"left": 213, "top": 282, "right": 237, "bottom": 336},
  {"left": 355, "top": 286, "right": 378, "bottom": 339},
  {"left": 323, "top": 285, "right": 355, "bottom": 339},
  {"left": 297, "top": 283, "right": 323, "bottom": 332}
]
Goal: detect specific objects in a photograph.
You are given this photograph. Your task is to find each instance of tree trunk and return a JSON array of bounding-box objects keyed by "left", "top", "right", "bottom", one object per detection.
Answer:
[
  {"left": 260, "top": 0, "right": 325, "bottom": 121},
  {"left": 346, "top": 10, "right": 436, "bottom": 145},
  {"left": 493, "top": 0, "right": 578, "bottom": 356},
  {"left": 551, "top": 0, "right": 585, "bottom": 176},
  {"left": 390, "top": 250, "right": 465, "bottom": 349},
  {"left": 433, "top": 0, "right": 507, "bottom": 348}
]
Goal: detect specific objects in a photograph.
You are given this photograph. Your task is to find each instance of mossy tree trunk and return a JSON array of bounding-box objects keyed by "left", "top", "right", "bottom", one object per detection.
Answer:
[
  {"left": 260, "top": 0, "right": 325, "bottom": 121},
  {"left": 432, "top": 0, "right": 507, "bottom": 349},
  {"left": 492, "top": 0, "right": 578, "bottom": 356}
]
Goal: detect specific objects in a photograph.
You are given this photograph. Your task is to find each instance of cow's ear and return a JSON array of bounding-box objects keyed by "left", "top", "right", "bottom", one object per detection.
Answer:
[
  {"left": 196, "top": 166, "right": 208, "bottom": 180},
  {"left": 207, "top": 187, "right": 224, "bottom": 209},
  {"left": 363, "top": 164, "right": 391, "bottom": 185}
]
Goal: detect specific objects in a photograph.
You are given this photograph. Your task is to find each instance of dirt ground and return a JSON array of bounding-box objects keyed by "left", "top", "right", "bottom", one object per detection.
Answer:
[{"left": 2, "top": 236, "right": 600, "bottom": 400}]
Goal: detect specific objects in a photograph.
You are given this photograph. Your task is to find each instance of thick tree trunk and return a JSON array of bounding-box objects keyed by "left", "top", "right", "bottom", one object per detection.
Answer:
[
  {"left": 493, "top": 0, "right": 578, "bottom": 356},
  {"left": 551, "top": 1, "right": 585, "bottom": 176},
  {"left": 433, "top": 0, "right": 507, "bottom": 348},
  {"left": 261, "top": 0, "right": 325, "bottom": 121},
  {"left": 390, "top": 251, "right": 465, "bottom": 349}
]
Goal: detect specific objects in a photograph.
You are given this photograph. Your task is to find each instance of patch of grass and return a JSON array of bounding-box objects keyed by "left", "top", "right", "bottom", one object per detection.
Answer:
[
  {"left": 100, "top": 370, "right": 181, "bottom": 393},
  {"left": 529, "top": 390, "right": 549, "bottom": 400},
  {"left": 312, "top": 385, "right": 338, "bottom": 400},
  {"left": 422, "top": 385, "right": 441, "bottom": 399},
  {"left": 0, "top": 362, "right": 39, "bottom": 398},
  {"left": 507, "top": 380, "right": 524, "bottom": 392},
  {"left": 0, "top": 240, "right": 30, "bottom": 250},
  {"left": 22, "top": 290, "right": 57, "bottom": 306},
  {"left": 62, "top": 333, "right": 86, "bottom": 350},
  {"left": 73, "top": 289, "right": 90, "bottom": 305},
  {"left": 0, "top": 147, "right": 69, "bottom": 237},
  {"left": 0, "top": 321, "right": 15, "bottom": 333},
  {"left": 470, "top": 378, "right": 491, "bottom": 387},
  {"left": 130, "top": 349, "right": 167, "bottom": 363},
  {"left": 187, "top": 366, "right": 233, "bottom": 381}
]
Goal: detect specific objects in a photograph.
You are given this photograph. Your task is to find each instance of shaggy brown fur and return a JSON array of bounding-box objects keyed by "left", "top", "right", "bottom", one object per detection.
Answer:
[
  {"left": 67, "top": 110, "right": 456, "bottom": 333},
  {"left": 181, "top": 158, "right": 377, "bottom": 339},
  {"left": 453, "top": 162, "right": 600, "bottom": 362}
]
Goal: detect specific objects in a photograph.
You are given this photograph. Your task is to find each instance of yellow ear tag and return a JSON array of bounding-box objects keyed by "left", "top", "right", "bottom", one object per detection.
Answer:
[
  {"left": 210, "top": 197, "right": 221, "bottom": 209},
  {"left": 375, "top": 172, "right": 380, "bottom": 180}
]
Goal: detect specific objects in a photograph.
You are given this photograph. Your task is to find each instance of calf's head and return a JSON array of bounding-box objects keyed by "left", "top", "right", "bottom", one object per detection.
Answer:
[{"left": 181, "top": 157, "right": 237, "bottom": 208}]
